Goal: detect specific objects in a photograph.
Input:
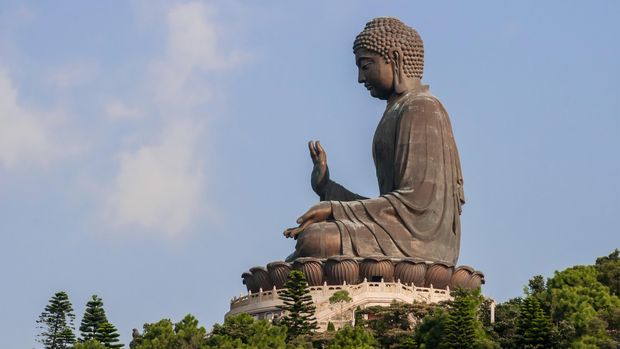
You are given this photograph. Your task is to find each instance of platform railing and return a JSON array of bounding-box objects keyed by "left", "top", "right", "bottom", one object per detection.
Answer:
[{"left": 230, "top": 278, "right": 451, "bottom": 310}]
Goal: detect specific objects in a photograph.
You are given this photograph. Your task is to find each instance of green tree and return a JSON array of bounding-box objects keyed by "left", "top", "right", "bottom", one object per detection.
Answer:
[
  {"left": 278, "top": 270, "right": 318, "bottom": 339},
  {"left": 491, "top": 297, "right": 522, "bottom": 349},
  {"left": 365, "top": 301, "right": 415, "bottom": 331},
  {"left": 595, "top": 249, "right": 620, "bottom": 297},
  {"left": 483, "top": 251, "right": 620, "bottom": 347},
  {"left": 327, "top": 325, "right": 377, "bottom": 349},
  {"left": 441, "top": 289, "right": 498, "bottom": 349},
  {"left": 545, "top": 265, "right": 620, "bottom": 346},
  {"left": 516, "top": 297, "right": 555, "bottom": 348},
  {"left": 79, "top": 295, "right": 108, "bottom": 341},
  {"left": 130, "top": 318, "right": 176, "bottom": 348},
  {"left": 329, "top": 290, "right": 353, "bottom": 304},
  {"left": 413, "top": 307, "right": 448, "bottom": 349},
  {"left": 441, "top": 292, "right": 477, "bottom": 349},
  {"left": 327, "top": 322, "right": 335, "bottom": 332},
  {"left": 73, "top": 339, "right": 107, "bottom": 349},
  {"left": 174, "top": 315, "right": 208, "bottom": 348},
  {"left": 95, "top": 322, "right": 123, "bottom": 349},
  {"left": 131, "top": 314, "right": 208, "bottom": 349},
  {"left": 329, "top": 290, "right": 353, "bottom": 329},
  {"left": 207, "top": 313, "right": 287, "bottom": 349},
  {"left": 361, "top": 301, "right": 442, "bottom": 348},
  {"left": 36, "top": 291, "right": 76, "bottom": 349},
  {"left": 354, "top": 306, "right": 364, "bottom": 328},
  {"left": 527, "top": 275, "right": 546, "bottom": 296},
  {"left": 285, "top": 335, "right": 314, "bottom": 349},
  {"left": 399, "top": 337, "right": 417, "bottom": 349},
  {"left": 208, "top": 314, "right": 255, "bottom": 344}
]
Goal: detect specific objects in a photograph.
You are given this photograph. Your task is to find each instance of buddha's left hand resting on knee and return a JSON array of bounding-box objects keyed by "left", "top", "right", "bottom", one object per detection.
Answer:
[{"left": 283, "top": 201, "right": 333, "bottom": 239}]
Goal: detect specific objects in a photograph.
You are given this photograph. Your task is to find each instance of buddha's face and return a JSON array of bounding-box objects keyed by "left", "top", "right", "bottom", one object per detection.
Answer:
[{"left": 355, "top": 47, "right": 394, "bottom": 100}]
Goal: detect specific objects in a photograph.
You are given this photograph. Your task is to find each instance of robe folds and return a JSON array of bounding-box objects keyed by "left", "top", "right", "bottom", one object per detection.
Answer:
[{"left": 322, "top": 86, "right": 465, "bottom": 265}]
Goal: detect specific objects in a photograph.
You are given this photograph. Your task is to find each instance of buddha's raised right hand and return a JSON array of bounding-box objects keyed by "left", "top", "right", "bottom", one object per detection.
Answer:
[{"left": 309, "top": 140, "right": 329, "bottom": 196}]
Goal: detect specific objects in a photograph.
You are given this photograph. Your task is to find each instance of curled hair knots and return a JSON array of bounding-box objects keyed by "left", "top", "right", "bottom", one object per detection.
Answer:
[{"left": 353, "top": 17, "right": 424, "bottom": 79}]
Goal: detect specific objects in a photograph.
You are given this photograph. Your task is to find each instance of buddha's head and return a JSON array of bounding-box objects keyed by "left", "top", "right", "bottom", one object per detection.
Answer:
[{"left": 353, "top": 17, "right": 424, "bottom": 100}]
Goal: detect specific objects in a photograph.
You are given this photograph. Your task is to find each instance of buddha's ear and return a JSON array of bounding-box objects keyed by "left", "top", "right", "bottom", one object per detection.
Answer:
[{"left": 389, "top": 47, "right": 406, "bottom": 94}]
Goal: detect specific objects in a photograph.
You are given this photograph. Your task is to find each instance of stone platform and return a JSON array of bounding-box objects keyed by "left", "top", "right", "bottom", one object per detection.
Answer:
[
  {"left": 229, "top": 256, "right": 486, "bottom": 332},
  {"left": 227, "top": 279, "right": 453, "bottom": 331}
]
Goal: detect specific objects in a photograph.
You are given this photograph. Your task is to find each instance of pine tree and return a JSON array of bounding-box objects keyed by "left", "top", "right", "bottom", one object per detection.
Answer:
[
  {"left": 36, "top": 291, "right": 77, "bottom": 349},
  {"left": 95, "top": 322, "right": 123, "bottom": 349},
  {"left": 278, "top": 270, "right": 318, "bottom": 339},
  {"left": 400, "top": 337, "right": 418, "bottom": 349},
  {"left": 441, "top": 293, "right": 477, "bottom": 349},
  {"left": 327, "top": 322, "right": 336, "bottom": 332},
  {"left": 516, "top": 297, "right": 554, "bottom": 348},
  {"left": 73, "top": 339, "right": 107, "bottom": 349},
  {"left": 79, "top": 295, "right": 108, "bottom": 341}
]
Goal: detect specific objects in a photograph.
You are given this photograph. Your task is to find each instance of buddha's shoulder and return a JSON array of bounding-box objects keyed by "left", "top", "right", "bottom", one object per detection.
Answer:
[{"left": 400, "top": 88, "right": 443, "bottom": 112}]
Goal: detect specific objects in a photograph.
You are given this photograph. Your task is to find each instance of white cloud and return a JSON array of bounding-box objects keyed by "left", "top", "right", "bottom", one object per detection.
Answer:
[
  {"left": 0, "top": 1, "right": 247, "bottom": 239},
  {"left": 48, "top": 61, "right": 100, "bottom": 88},
  {"left": 167, "top": 2, "right": 221, "bottom": 70},
  {"left": 0, "top": 70, "right": 64, "bottom": 169},
  {"left": 105, "top": 100, "right": 144, "bottom": 121},
  {"left": 148, "top": 2, "right": 249, "bottom": 108},
  {"left": 104, "top": 123, "right": 204, "bottom": 237},
  {"left": 101, "top": 2, "right": 248, "bottom": 238}
]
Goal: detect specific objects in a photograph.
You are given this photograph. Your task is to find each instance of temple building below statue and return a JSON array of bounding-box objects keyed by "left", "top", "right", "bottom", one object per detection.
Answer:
[
  {"left": 228, "top": 256, "right": 487, "bottom": 332},
  {"left": 227, "top": 279, "right": 454, "bottom": 332}
]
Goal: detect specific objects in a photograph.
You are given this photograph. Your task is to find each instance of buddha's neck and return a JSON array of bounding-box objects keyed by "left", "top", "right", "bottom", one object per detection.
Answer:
[{"left": 387, "top": 78, "right": 423, "bottom": 105}]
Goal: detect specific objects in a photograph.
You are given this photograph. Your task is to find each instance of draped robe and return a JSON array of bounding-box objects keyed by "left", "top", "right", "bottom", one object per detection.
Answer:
[{"left": 318, "top": 85, "right": 464, "bottom": 265}]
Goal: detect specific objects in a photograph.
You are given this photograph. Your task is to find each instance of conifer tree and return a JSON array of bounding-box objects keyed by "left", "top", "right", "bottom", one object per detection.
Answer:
[
  {"left": 400, "top": 337, "right": 418, "bottom": 349},
  {"left": 79, "top": 295, "right": 108, "bottom": 341},
  {"left": 95, "top": 322, "right": 123, "bottom": 349},
  {"left": 327, "top": 322, "right": 336, "bottom": 332},
  {"left": 441, "top": 292, "right": 477, "bottom": 349},
  {"left": 72, "top": 339, "right": 107, "bottom": 349},
  {"left": 516, "top": 297, "right": 554, "bottom": 348},
  {"left": 36, "top": 291, "right": 77, "bottom": 349},
  {"left": 278, "top": 270, "right": 318, "bottom": 339}
]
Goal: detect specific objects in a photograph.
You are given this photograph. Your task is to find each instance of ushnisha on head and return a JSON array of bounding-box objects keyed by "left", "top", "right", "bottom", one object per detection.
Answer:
[{"left": 353, "top": 17, "right": 424, "bottom": 79}]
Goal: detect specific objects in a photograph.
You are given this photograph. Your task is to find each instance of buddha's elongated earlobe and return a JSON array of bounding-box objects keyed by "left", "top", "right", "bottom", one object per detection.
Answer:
[{"left": 389, "top": 48, "right": 407, "bottom": 94}]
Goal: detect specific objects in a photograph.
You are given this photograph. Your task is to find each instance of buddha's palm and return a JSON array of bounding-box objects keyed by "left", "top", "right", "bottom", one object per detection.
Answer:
[{"left": 309, "top": 140, "right": 329, "bottom": 196}]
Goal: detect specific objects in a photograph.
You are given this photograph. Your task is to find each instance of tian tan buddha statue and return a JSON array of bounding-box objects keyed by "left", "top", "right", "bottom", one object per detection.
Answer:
[{"left": 284, "top": 17, "right": 465, "bottom": 266}]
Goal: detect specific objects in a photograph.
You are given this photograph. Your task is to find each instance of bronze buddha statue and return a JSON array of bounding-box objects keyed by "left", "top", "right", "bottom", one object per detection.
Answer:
[{"left": 284, "top": 17, "right": 465, "bottom": 266}]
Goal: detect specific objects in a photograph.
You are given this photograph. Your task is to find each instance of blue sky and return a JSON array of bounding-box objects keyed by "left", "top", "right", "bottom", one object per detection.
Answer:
[{"left": 0, "top": 1, "right": 618, "bottom": 347}]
